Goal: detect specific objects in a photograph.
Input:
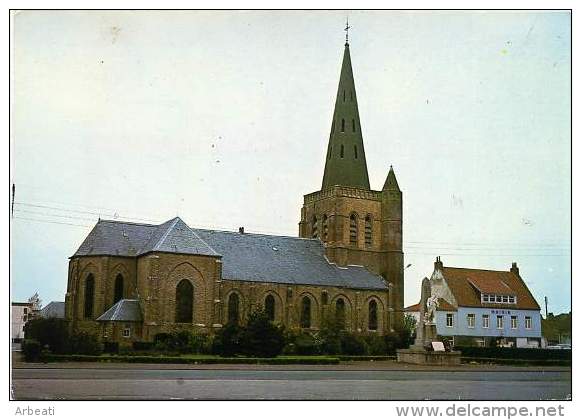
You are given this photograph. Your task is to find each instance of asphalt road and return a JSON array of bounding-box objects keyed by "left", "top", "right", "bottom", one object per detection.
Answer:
[{"left": 12, "top": 366, "right": 571, "bottom": 400}]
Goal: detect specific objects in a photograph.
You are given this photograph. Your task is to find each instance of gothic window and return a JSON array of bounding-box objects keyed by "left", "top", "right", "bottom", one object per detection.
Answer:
[
  {"left": 349, "top": 213, "right": 358, "bottom": 246},
  {"left": 340, "top": 144, "right": 344, "bottom": 158},
  {"left": 113, "top": 274, "right": 124, "bottom": 304},
  {"left": 354, "top": 145, "right": 358, "bottom": 159},
  {"left": 364, "top": 215, "right": 372, "bottom": 247},
  {"left": 311, "top": 215, "right": 319, "bottom": 239},
  {"left": 322, "top": 214, "right": 328, "bottom": 242},
  {"left": 352, "top": 119, "right": 356, "bottom": 132},
  {"left": 336, "top": 298, "right": 346, "bottom": 329},
  {"left": 228, "top": 292, "right": 240, "bottom": 324},
  {"left": 83, "top": 274, "right": 95, "bottom": 319},
  {"left": 175, "top": 279, "right": 193, "bottom": 323},
  {"left": 265, "top": 294, "right": 275, "bottom": 322},
  {"left": 341, "top": 119, "right": 345, "bottom": 132},
  {"left": 368, "top": 300, "right": 378, "bottom": 331},
  {"left": 300, "top": 296, "right": 311, "bottom": 328}
]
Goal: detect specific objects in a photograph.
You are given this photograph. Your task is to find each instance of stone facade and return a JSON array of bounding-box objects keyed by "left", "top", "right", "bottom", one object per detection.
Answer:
[{"left": 65, "top": 251, "right": 392, "bottom": 343}]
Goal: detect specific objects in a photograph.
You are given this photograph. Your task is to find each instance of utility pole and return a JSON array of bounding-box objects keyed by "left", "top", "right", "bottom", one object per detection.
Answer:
[{"left": 544, "top": 296, "right": 548, "bottom": 318}]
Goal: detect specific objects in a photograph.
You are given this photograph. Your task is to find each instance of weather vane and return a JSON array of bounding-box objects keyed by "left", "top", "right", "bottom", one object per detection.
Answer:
[{"left": 345, "top": 18, "right": 351, "bottom": 44}]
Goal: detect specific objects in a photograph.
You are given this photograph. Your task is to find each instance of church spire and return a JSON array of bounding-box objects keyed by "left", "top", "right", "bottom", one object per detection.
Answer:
[{"left": 321, "top": 34, "right": 370, "bottom": 190}]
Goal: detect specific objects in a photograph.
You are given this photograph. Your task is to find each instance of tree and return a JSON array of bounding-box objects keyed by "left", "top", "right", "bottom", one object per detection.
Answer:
[{"left": 241, "top": 308, "right": 285, "bottom": 358}]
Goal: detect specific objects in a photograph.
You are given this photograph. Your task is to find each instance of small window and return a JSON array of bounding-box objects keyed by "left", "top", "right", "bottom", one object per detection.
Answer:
[
  {"left": 341, "top": 119, "right": 345, "bottom": 132},
  {"left": 467, "top": 314, "right": 475, "bottom": 328},
  {"left": 122, "top": 324, "right": 131, "bottom": 338},
  {"left": 228, "top": 293, "right": 240, "bottom": 324},
  {"left": 352, "top": 119, "right": 355, "bottom": 132},
  {"left": 336, "top": 298, "right": 346, "bottom": 330},
  {"left": 265, "top": 294, "right": 275, "bottom": 322},
  {"left": 349, "top": 214, "right": 358, "bottom": 246},
  {"left": 343, "top": 90, "right": 346, "bottom": 102},
  {"left": 496, "top": 295, "right": 502, "bottom": 304},
  {"left": 300, "top": 296, "right": 311, "bottom": 328},
  {"left": 482, "top": 314, "right": 490, "bottom": 328},
  {"left": 23, "top": 308, "right": 28, "bottom": 314},
  {"left": 511, "top": 316, "right": 518, "bottom": 329},
  {"left": 368, "top": 300, "right": 378, "bottom": 331},
  {"left": 496, "top": 315, "right": 504, "bottom": 329},
  {"left": 311, "top": 215, "right": 319, "bottom": 239},
  {"left": 354, "top": 145, "right": 358, "bottom": 159},
  {"left": 321, "top": 291, "right": 328, "bottom": 305},
  {"left": 350, "top": 91, "right": 353, "bottom": 101},
  {"left": 509, "top": 296, "right": 516, "bottom": 304},
  {"left": 364, "top": 215, "right": 372, "bottom": 247},
  {"left": 525, "top": 316, "right": 532, "bottom": 329},
  {"left": 446, "top": 313, "right": 454, "bottom": 327},
  {"left": 502, "top": 295, "right": 509, "bottom": 303},
  {"left": 340, "top": 144, "right": 344, "bottom": 158}
]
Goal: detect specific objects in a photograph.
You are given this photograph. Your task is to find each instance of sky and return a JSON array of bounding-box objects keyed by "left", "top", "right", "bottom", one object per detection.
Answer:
[{"left": 10, "top": 10, "right": 571, "bottom": 314}]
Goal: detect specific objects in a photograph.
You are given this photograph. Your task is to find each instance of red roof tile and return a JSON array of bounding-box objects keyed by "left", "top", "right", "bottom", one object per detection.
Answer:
[{"left": 442, "top": 266, "right": 540, "bottom": 310}]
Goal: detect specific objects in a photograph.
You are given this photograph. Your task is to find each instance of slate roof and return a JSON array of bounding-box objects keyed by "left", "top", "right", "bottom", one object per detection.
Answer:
[
  {"left": 40, "top": 301, "right": 65, "bottom": 319},
  {"left": 73, "top": 218, "right": 387, "bottom": 291},
  {"left": 73, "top": 217, "right": 218, "bottom": 258},
  {"left": 97, "top": 299, "right": 143, "bottom": 322},
  {"left": 193, "top": 228, "right": 388, "bottom": 290},
  {"left": 442, "top": 267, "right": 540, "bottom": 310}
]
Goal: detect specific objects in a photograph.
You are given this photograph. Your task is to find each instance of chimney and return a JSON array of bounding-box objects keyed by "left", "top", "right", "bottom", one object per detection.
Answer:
[
  {"left": 434, "top": 256, "right": 443, "bottom": 271},
  {"left": 238, "top": 227, "right": 245, "bottom": 234},
  {"left": 510, "top": 262, "right": 519, "bottom": 276}
]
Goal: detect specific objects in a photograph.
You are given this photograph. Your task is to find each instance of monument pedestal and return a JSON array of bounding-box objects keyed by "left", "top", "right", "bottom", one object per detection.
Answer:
[
  {"left": 396, "top": 323, "right": 462, "bottom": 365},
  {"left": 396, "top": 348, "right": 462, "bottom": 365}
]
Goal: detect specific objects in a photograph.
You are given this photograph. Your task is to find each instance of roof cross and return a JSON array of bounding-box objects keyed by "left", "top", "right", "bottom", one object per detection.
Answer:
[{"left": 344, "top": 18, "right": 351, "bottom": 44}]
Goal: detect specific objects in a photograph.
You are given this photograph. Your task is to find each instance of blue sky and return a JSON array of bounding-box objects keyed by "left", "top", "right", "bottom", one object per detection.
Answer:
[{"left": 11, "top": 10, "right": 571, "bottom": 313}]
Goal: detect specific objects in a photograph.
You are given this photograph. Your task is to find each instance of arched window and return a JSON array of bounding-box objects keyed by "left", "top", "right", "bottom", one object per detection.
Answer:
[
  {"left": 265, "top": 294, "right": 275, "bottom": 322},
  {"left": 352, "top": 119, "right": 356, "bottom": 132},
  {"left": 341, "top": 119, "right": 345, "bottom": 132},
  {"left": 368, "top": 300, "right": 378, "bottom": 331},
  {"left": 228, "top": 293, "right": 240, "bottom": 324},
  {"left": 349, "top": 213, "right": 358, "bottom": 246},
  {"left": 364, "top": 215, "right": 372, "bottom": 247},
  {"left": 84, "top": 274, "right": 95, "bottom": 319},
  {"left": 300, "top": 296, "right": 311, "bottom": 328},
  {"left": 113, "top": 274, "right": 124, "bottom": 304},
  {"left": 175, "top": 279, "right": 193, "bottom": 323},
  {"left": 322, "top": 214, "right": 328, "bottom": 242},
  {"left": 340, "top": 144, "right": 344, "bottom": 158},
  {"left": 312, "top": 214, "right": 319, "bottom": 239},
  {"left": 336, "top": 298, "right": 346, "bottom": 329},
  {"left": 354, "top": 145, "right": 358, "bottom": 159}
]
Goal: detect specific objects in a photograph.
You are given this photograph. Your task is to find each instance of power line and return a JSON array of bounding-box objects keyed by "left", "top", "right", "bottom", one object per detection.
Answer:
[{"left": 13, "top": 216, "right": 91, "bottom": 228}]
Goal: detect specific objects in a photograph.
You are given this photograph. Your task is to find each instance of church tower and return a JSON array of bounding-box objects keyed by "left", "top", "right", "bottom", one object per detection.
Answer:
[{"left": 299, "top": 34, "right": 404, "bottom": 328}]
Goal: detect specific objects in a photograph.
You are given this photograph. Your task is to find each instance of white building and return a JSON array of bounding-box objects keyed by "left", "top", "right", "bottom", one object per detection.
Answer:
[
  {"left": 405, "top": 258, "right": 542, "bottom": 348},
  {"left": 11, "top": 302, "right": 33, "bottom": 342}
]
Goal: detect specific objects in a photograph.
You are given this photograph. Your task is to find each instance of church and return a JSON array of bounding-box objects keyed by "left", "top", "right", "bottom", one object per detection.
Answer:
[{"left": 64, "top": 37, "right": 405, "bottom": 346}]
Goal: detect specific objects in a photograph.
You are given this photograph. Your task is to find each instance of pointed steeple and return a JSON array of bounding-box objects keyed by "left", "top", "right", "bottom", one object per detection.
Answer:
[
  {"left": 383, "top": 165, "right": 400, "bottom": 191},
  {"left": 321, "top": 40, "right": 370, "bottom": 190}
]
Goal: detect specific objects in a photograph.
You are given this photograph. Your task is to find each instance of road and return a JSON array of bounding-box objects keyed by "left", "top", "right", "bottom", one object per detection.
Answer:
[{"left": 12, "top": 365, "right": 571, "bottom": 400}]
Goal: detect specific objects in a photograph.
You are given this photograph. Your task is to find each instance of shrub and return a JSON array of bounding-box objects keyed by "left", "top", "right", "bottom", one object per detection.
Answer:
[
  {"left": 294, "top": 333, "right": 321, "bottom": 355},
  {"left": 240, "top": 309, "right": 285, "bottom": 358},
  {"left": 132, "top": 341, "right": 154, "bottom": 352},
  {"left": 104, "top": 341, "right": 120, "bottom": 354},
  {"left": 364, "top": 334, "right": 388, "bottom": 355},
  {"left": 23, "top": 318, "right": 70, "bottom": 354},
  {"left": 189, "top": 332, "right": 213, "bottom": 354},
  {"left": 212, "top": 322, "right": 244, "bottom": 357},
  {"left": 340, "top": 333, "right": 369, "bottom": 355},
  {"left": 318, "top": 314, "right": 343, "bottom": 355},
  {"left": 69, "top": 332, "right": 102, "bottom": 355},
  {"left": 22, "top": 339, "right": 42, "bottom": 362}
]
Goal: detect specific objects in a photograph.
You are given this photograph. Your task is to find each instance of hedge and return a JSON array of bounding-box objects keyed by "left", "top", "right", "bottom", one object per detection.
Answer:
[
  {"left": 462, "top": 357, "right": 571, "bottom": 367},
  {"left": 337, "top": 355, "right": 397, "bottom": 362},
  {"left": 40, "top": 354, "right": 340, "bottom": 365},
  {"left": 455, "top": 346, "right": 571, "bottom": 361}
]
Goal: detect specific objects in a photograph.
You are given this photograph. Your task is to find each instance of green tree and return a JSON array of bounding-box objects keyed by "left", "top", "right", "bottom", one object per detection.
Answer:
[{"left": 241, "top": 308, "right": 285, "bottom": 358}]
